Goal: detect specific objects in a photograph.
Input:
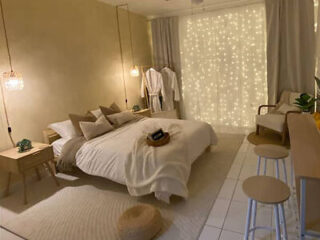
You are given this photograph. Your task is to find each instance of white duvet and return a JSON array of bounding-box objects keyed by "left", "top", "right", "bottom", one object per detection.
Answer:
[{"left": 75, "top": 118, "right": 217, "bottom": 202}]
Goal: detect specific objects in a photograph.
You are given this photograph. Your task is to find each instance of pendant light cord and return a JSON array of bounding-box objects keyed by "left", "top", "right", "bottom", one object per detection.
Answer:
[
  {"left": 126, "top": 4, "right": 135, "bottom": 66},
  {"left": 0, "top": 81, "right": 15, "bottom": 147},
  {"left": 116, "top": 5, "right": 128, "bottom": 109},
  {"left": 0, "top": 0, "right": 13, "bottom": 72},
  {"left": 0, "top": 0, "right": 15, "bottom": 147}
]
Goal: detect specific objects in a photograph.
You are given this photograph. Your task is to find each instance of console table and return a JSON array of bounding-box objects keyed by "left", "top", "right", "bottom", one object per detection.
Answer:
[{"left": 288, "top": 114, "right": 320, "bottom": 239}]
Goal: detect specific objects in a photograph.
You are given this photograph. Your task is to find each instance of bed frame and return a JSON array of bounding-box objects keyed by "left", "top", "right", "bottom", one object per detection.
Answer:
[{"left": 43, "top": 128, "right": 61, "bottom": 145}]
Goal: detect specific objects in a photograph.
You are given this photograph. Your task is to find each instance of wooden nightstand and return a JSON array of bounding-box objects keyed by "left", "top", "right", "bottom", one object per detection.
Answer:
[
  {"left": 132, "top": 108, "right": 151, "bottom": 118},
  {"left": 0, "top": 142, "right": 59, "bottom": 204}
]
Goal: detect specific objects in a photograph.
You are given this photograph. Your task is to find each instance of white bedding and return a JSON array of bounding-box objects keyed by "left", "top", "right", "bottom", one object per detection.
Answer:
[
  {"left": 75, "top": 118, "right": 217, "bottom": 201},
  {"left": 52, "top": 138, "right": 69, "bottom": 157}
]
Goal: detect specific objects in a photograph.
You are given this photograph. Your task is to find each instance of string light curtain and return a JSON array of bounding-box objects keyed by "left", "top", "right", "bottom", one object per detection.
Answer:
[{"left": 179, "top": 3, "right": 267, "bottom": 128}]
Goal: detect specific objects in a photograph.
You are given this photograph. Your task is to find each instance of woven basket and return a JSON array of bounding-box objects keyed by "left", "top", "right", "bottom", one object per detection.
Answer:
[{"left": 117, "top": 204, "right": 162, "bottom": 240}]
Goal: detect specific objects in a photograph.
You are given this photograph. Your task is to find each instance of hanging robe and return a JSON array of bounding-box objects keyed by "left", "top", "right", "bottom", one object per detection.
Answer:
[
  {"left": 160, "top": 67, "right": 180, "bottom": 111},
  {"left": 141, "top": 68, "right": 165, "bottom": 113}
]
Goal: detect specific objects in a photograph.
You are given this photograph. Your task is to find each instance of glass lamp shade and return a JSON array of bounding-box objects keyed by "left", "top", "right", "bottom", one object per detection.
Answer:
[
  {"left": 3, "top": 71, "right": 24, "bottom": 91},
  {"left": 130, "top": 66, "right": 140, "bottom": 77}
]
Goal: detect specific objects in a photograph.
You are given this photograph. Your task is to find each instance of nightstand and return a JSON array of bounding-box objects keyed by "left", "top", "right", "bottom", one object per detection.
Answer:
[
  {"left": 0, "top": 142, "right": 59, "bottom": 204},
  {"left": 133, "top": 108, "right": 151, "bottom": 118}
]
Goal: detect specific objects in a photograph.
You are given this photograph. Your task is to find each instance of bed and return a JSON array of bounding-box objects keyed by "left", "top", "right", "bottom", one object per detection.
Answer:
[{"left": 44, "top": 117, "right": 217, "bottom": 203}]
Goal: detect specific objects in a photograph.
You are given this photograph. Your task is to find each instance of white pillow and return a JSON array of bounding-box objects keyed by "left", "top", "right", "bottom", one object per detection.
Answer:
[
  {"left": 277, "top": 103, "right": 300, "bottom": 114},
  {"left": 107, "top": 111, "right": 136, "bottom": 126},
  {"left": 49, "top": 120, "right": 77, "bottom": 139},
  {"left": 79, "top": 115, "right": 114, "bottom": 140},
  {"left": 90, "top": 109, "right": 103, "bottom": 118}
]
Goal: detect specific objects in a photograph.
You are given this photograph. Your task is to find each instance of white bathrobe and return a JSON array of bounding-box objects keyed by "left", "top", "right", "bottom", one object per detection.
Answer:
[
  {"left": 141, "top": 68, "right": 165, "bottom": 113},
  {"left": 160, "top": 67, "right": 180, "bottom": 111}
]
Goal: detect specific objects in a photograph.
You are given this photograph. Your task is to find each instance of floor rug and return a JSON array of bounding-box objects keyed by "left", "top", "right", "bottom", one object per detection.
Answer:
[
  {"left": 0, "top": 133, "right": 244, "bottom": 240},
  {"left": 247, "top": 129, "right": 290, "bottom": 148}
]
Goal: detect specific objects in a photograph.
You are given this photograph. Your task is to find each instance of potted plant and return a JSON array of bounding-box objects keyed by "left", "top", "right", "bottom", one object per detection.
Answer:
[{"left": 294, "top": 93, "right": 317, "bottom": 113}]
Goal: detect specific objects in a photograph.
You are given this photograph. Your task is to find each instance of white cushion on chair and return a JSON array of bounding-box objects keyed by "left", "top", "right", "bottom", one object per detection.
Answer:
[{"left": 256, "top": 113, "right": 285, "bottom": 132}]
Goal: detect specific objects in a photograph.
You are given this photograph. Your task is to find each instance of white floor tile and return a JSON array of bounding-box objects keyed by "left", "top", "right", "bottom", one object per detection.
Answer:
[
  {"left": 206, "top": 198, "right": 231, "bottom": 228},
  {"left": 223, "top": 200, "right": 272, "bottom": 239},
  {"left": 198, "top": 226, "right": 221, "bottom": 240},
  {"left": 227, "top": 163, "right": 242, "bottom": 179},
  {"left": 232, "top": 181, "right": 248, "bottom": 203},
  {"left": 238, "top": 163, "right": 273, "bottom": 181},
  {"left": 219, "top": 230, "right": 243, "bottom": 240},
  {"left": 217, "top": 179, "right": 237, "bottom": 200}
]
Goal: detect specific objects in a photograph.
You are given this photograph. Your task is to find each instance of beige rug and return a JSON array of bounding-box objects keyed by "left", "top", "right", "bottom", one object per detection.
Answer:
[{"left": 0, "top": 133, "right": 244, "bottom": 240}]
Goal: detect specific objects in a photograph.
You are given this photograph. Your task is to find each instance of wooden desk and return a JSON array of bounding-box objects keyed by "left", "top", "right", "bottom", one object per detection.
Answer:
[
  {"left": 0, "top": 142, "right": 59, "bottom": 204},
  {"left": 288, "top": 114, "right": 320, "bottom": 239}
]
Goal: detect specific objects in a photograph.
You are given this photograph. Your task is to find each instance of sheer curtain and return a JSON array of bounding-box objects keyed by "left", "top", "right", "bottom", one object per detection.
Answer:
[{"left": 179, "top": 3, "right": 267, "bottom": 128}]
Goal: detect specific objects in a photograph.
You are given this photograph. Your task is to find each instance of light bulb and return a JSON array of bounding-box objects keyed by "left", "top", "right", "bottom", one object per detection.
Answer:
[
  {"left": 3, "top": 71, "right": 24, "bottom": 91},
  {"left": 130, "top": 66, "right": 139, "bottom": 77}
]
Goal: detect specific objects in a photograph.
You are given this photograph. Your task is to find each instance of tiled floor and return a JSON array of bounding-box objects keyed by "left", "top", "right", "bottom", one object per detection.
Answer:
[{"left": 199, "top": 138, "right": 301, "bottom": 240}]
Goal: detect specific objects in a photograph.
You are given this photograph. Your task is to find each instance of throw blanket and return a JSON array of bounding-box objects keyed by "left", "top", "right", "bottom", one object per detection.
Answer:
[
  {"left": 57, "top": 137, "right": 86, "bottom": 171},
  {"left": 125, "top": 123, "right": 190, "bottom": 201}
]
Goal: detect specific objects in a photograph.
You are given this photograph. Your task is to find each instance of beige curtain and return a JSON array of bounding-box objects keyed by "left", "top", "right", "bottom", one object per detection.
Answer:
[
  {"left": 265, "top": 0, "right": 315, "bottom": 104},
  {"left": 151, "top": 17, "right": 182, "bottom": 115}
]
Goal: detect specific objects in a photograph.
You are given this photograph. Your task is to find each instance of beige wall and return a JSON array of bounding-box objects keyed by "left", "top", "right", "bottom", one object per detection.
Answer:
[{"left": 0, "top": 0, "right": 152, "bottom": 189}]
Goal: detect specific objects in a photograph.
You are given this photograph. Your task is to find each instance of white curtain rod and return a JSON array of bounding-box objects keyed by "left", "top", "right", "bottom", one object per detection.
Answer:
[{"left": 147, "top": 0, "right": 264, "bottom": 20}]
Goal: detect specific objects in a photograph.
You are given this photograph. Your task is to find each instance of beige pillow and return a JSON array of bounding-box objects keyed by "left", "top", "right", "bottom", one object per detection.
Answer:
[
  {"left": 107, "top": 111, "right": 136, "bottom": 127},
  {"left": 277, "top": 103, "right": 301, "bottom": 114},
  {"left": 110, "top": 102, "right": 121, "bottom": 113},
  {"left": 69, "top": 114, "right": 96, "bottom": 136},
  {"left": 100, "top": 105, "right": 118, "bottom": 116},
  {"left": 80, "top": 116, "right": 114, "bottom": 140}
]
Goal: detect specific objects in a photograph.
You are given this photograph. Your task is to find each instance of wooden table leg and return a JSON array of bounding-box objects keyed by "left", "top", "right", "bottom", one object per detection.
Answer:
[
  {"left": 4, "top": 172, "right": 11, "bottom": 197},
  {"left": 35, "top": 167, "right": 41, "bottom": 181},
  {"left": 45, "top": 162, "right": 60, "bottom": 187},
  {"left": 22, "top": 173, "right": 28, "bottom": 205}
]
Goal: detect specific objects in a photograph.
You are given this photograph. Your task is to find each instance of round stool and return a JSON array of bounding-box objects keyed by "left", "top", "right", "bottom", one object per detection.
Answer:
[
  {"left": 117, "top": 204, "right": 162, "bottom": 240},
  {"left": 254, "top": 144, "right": 290, "bottom": 184},
  {"left": 243, "top": 176, "right": 290, "bottom": 240}
]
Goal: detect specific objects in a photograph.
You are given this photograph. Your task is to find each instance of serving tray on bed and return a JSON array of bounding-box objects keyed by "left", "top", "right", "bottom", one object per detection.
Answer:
[{"left": 146, "top": 132, "right": 170, "bottom": 147}]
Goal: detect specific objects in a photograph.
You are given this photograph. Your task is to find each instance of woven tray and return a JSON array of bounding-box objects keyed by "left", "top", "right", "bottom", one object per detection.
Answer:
[{"left": 146, "top": 132, "right": 170, "bottom": 147}]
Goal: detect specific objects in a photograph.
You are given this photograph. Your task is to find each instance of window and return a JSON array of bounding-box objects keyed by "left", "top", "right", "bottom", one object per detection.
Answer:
[{"left": 179, "top": 3, "right": 267, "bottom": 128}]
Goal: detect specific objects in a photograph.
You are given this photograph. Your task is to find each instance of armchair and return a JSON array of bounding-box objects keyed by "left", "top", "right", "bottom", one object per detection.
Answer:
[{"left": 256, "top": 91, "right": 302, "bottom": 144}]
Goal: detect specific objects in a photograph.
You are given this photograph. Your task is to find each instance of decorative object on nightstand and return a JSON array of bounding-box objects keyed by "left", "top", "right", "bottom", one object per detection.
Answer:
[
  {"left": 0, "top": 142, "right": 59, "bottom": 204},
  {"left": 16, "top": 139, "right": 33, "bottom": 153},
  {"left": 132, "top": 104, "right": 141, "bottom": 112},
  {"left": 133, "top": 108, "right": 151, "bottom": 118}
]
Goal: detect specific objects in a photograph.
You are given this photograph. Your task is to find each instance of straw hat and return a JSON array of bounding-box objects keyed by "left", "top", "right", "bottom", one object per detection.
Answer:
[{"left": 118, "top": 204, "right": 162, "bottom": 240}]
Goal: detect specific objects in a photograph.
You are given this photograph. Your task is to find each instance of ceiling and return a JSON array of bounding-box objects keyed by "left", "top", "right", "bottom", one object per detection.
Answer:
[{"left": 98, "top": 0, "right": 262, "bottom": 19}]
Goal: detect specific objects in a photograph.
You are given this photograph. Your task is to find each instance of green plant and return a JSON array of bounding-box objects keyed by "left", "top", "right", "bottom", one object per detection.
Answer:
[
  {"left": 294, "top": 93, "right": 317, "bottom": 112},
  {"left": 316, "top": 76, "right": 320, "bottom": 98}
]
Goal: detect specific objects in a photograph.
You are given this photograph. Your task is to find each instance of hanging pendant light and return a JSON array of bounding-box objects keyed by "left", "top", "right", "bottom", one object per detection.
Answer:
[
  {"left": 130, "top": 65, "right": 140, "bottom": 77},
  {"left": 127, "top": 4, "right": 140, "bottom": 77},
  {"left": 0, "top": 0, "right": 24, "bottom": 91}
]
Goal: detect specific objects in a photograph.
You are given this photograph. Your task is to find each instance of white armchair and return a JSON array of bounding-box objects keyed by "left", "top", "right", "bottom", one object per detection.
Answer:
[{"left": 256, "top": 90, "right": 302, "bottom": 144}]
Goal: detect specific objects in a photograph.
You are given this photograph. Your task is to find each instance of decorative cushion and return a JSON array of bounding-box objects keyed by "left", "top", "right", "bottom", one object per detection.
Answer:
[
  {"left": 117, "top": 204, "right": 162, "bottom": 240},
  {"left": 48, "top": 120, "right": 77, "bottom": 139},
  {"left": 107, "top": 112, "right": 136, "bottom": 127},
  {"left": 69, "top": 114, "right": 96, "bottom": 136},
  {"left": 100, "top": 105, "right": 119, "bottom": 116},
  {"left": 110, "top": 102, "right": 122, "bottom": 113},
  {"left": 277, "top": 103, "right": 300, "bottom": 114},
  {"left": 80, "top": 116, "right": 114, "bottom": 140},
  {"left": 89, "top": 109, "right": 103, "bottom": 119},
  {"left": 256, "top": 113, "right": 285, "bottom": 132}
]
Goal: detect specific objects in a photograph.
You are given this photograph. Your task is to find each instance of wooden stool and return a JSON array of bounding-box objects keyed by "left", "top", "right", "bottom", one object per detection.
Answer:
[
  {"left": 254, "top": 144, "right": 290, "bottom": 184},
  {"left": 243, "top": 176, "right": 290, "bottom": 240}
]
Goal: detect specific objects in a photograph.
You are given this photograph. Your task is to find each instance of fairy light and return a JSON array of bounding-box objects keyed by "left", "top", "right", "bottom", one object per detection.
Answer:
[{"left": 179, "top": 3, "right": 267, "bottom": 128}]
